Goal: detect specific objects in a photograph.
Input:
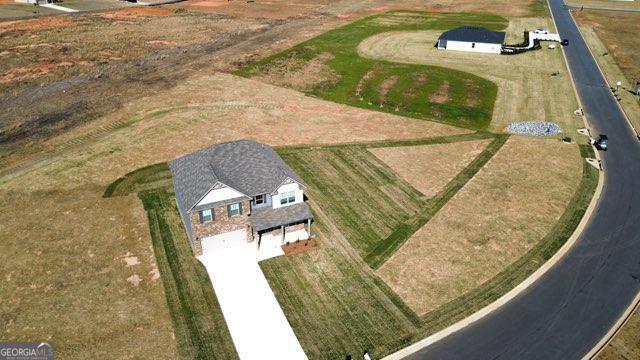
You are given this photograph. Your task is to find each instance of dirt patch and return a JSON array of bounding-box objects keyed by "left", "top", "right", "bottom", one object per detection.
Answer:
[
  {"left": 356, "top": 69, "right": 375, "bottom": 97},
  {"left": 146, "top": 40, "right": 178, "bottom": 47},
  {"left": 282, "top": 239, "right": 318, "bottom": 255},
  {"left": 127, "top": 274, "right": 142, "bottom": 286},
  {"left": 254, "top": 51, "right": 340, "bottom": 92},
  {"left": 377, "top": 137, "right": 583, "bottom": 315},
  {"left": 123, "top": 254, "right": 140, "bottom": 266},
  {"left": 378, "top": 75, "right": 399, "bottom": 102},
  {"left": 0, "top": 16, "right": 73, "bottom": 35},
  {"left": 1, "top": 61, "right": 75, "bottom": 84},
  {"left": 429, "top": 80, "right": 450, "bottom": 104},
  {"left": 369, "top": 139, "right": 492, "bottom": 198},
  {"left": 173, "top": 0, "right": 332, "bottom": 19},
  {"left": 96, "top": 7, "right": 172, "bottom": 20}
]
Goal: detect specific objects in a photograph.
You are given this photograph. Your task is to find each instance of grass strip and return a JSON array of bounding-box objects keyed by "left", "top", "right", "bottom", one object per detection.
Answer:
[
  {"left": 138, "top": 188, "right": 238, "bottom": 359},
  {"left": 103, "top": 162, "right": 170, "bottom": 197}
]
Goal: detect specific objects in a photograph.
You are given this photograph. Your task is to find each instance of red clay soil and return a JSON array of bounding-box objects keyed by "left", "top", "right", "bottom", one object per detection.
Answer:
[
  {"left": 96, "top": 7, "right": 172, "bottom": 20},
  {"left": 1, "top": 61, "right": 74, "bottom": 84},
  {"left": 0, "top": 17, "right": 74, "bottom": 35},
  {"left": 282, "top": 239, "right": 318, "bottom": 256}
]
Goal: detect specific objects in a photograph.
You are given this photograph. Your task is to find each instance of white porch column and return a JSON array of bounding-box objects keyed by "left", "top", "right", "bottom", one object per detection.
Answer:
[{"left": 307, "top": 218, "right": 311, "bottom": 238}]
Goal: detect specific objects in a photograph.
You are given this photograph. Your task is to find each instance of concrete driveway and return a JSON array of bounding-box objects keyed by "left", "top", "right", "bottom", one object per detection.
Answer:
[{"left": 198, "top": 243, "right": 307, "bottom": 360}]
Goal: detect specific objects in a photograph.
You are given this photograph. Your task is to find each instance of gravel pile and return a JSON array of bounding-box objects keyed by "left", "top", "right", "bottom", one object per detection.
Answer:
[{"left": 506, "top": 121, "right": 562, "bottom": 136}]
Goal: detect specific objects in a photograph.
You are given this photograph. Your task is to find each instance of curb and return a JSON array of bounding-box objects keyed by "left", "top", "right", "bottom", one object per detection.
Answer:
[
  {"left": 585, "top": 293, "right": 640, "bottom": 359},
  {"left": 382, "top": 5, "right": 606, "bottom": 359}
]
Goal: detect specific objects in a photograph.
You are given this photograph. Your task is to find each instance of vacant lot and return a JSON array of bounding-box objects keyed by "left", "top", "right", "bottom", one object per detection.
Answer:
[
  {"left": 173, "top": 0, "right": 543, "bottom": 19},
  {"left": 358, "top": 17, "right": 583, "bottom": 133},
  {"left": 574, "top": 10, "right": 640, "bottom": 132},
  {"left": 378, "top": 137, "right": 583, "bottom": 315},
  {"left": 369, "top": 139, "right": 491, "bottom": 198},
  {"left": 238, "top": 12, "right": 509, "bottom": 130}
]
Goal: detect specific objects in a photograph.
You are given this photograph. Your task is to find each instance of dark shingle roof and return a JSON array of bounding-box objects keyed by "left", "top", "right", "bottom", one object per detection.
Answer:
[
  {"left": 250, "top": 202, "right": 313, "bottom": 232},
  {"left": 438, "top": 27, "right": 506, "bottom": 44},
  {"left": 169, "top": 140, "right": 303, "bottom": 212}
]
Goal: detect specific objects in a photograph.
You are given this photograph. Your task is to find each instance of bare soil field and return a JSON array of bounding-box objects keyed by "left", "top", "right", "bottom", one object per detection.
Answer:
[
  {"left": 369, "top": 139, "right": 491, "bottom": 198},
  {"left": 378, "top": 137, "right": 582, "bottom": 315},
  {"left": 357, "top": 17, "right": 583, "bottom": 134},
  {"left": 574, "top": 10, "right": 640, "bottom": 132},
  {"left": 173, "top": 0, "right": 541, "bottom": 19}
]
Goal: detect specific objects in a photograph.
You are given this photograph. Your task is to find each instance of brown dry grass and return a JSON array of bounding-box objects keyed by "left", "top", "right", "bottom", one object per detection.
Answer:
[
  {"left": 377, "top": 137, "right": 582, "bottom": 315},
  {"left": 574, "top": 11, "right": 640, "bottom": 133},
  {"left": 598, "top": 305, "right": 640, "bottom": 360},
  {"left": 0, "top": 189, "right": 178, "bottom": 359},
  {"left": 0, "top": 72, "right": 469, "bottom": 189},
  {"left": 357, "top": 17, "right": 583, "bottom": 134},
  {"left": 369, "top": 139, "right": 491, "bottom": 198},
  {"left": 0, "top": 71, "right": 467, "bottom": 357},
  {"left": 566, "top": 0, "right": 640, "bottom": 10}
]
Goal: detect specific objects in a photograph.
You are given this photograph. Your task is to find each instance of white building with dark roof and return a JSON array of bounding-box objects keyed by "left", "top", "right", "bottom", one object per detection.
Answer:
[
  {"left": 169, "top": 139, "right": 313, "bottom": 256},
  {"left": 437, "top": 26, "right": 506, "bottom": 54}
]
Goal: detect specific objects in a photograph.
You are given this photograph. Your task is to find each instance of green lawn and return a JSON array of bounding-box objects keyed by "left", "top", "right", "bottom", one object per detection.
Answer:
[
  {"left": 236, "top": 12, "right": 507, "bottom": 130},
  {"left": 278, "top": 132, "right": 506, "bottom": 268}
]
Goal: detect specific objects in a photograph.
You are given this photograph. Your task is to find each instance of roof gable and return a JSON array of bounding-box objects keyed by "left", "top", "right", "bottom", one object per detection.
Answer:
[{"left": 169, "top": 140, "right": 304, "bottom": 211}]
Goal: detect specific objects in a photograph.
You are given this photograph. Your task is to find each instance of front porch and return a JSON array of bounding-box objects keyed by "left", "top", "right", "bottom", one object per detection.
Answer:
[{"left": 249, "top": 202, "right": 313, "bottom": 261}]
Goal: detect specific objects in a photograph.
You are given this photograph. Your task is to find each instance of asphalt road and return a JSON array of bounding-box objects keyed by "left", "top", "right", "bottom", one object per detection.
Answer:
[{"left": 404, "top": 1, "right": 640, "bottom": 359}]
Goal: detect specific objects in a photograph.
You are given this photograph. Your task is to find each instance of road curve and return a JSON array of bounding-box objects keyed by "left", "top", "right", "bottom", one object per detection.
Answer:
[{"left": 404, "top": 1, "right": 640, "bottom": 359}]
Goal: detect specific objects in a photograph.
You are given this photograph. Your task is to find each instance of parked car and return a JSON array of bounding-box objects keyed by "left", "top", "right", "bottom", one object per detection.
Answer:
[
  {"left": 561, "top": 39, "right": 569, "bottom": 46},
  {"left": 534, "top": 28, "right": 549, "bottom": 34},
  {"left": 593, "top": 134, "right": 608, "bottom": 151}
]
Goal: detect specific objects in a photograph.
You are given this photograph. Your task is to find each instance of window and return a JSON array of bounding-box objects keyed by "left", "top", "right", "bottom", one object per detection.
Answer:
[
  {"left": 280, "top": 191, "right": 296, "bottom": 205},
  {"left": 200, "top": 209, "right": 213, "bottom": 223},
  {"left": 471, "top": 42, "right": 476, "bottom": 48},
  {"left": 254, "top": 194, "right": 265, "bottom": 205},
  {"left": 227, "top": 203, "right": 241, "bottom": 217}
]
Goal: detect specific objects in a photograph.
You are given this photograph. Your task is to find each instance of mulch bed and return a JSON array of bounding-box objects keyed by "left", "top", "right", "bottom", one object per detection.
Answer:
[{"left": 282, "top": 238, "right": 317, "bottom": 255}]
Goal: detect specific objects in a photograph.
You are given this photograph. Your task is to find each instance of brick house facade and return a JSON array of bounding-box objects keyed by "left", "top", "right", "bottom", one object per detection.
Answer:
[{"left": 169, "top": 140, "right": 313, "bottom": 256}]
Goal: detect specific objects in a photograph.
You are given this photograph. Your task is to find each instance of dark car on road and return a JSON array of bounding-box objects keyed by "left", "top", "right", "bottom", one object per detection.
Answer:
[{"left": 594, "top": 134, "right": 608, "bottom": 151}]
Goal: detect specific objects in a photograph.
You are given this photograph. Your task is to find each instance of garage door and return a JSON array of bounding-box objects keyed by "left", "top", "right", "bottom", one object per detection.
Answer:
[{"left": 201, "top": 229, "right": 247, "bottom": 254}]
